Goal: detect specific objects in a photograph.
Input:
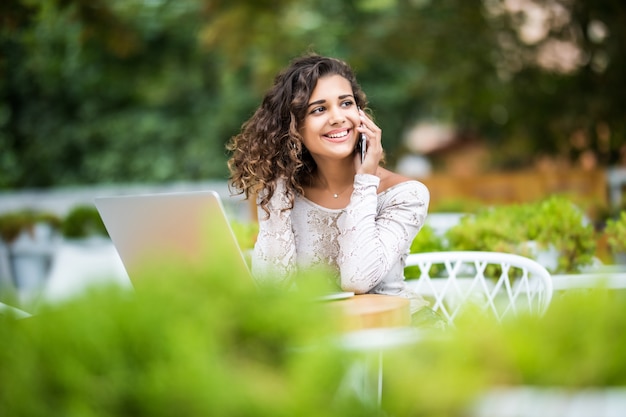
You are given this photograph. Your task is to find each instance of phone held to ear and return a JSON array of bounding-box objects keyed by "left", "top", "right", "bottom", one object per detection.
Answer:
[
  {"left": 357, "top": 133, "right": 367, "bottom": 163},
  {"left": 356, "top": 106, "right": 366, "bottom": 163}
]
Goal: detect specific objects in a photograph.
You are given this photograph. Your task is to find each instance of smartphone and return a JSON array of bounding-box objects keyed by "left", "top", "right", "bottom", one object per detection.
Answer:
[
  {"left": 356, "top": 107, "right": 366, "bottom": 163},
  {"left": 358, "top": 133, "right": 366, "bottom": 163}
]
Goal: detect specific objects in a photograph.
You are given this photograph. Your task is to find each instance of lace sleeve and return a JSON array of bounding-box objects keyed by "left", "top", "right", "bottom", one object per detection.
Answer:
[
  {"left": 337, "top": 174, "right": 429, "bottom": 293},
  {"left": 251, "top": 178, "right": 297, "bottom": 286}
]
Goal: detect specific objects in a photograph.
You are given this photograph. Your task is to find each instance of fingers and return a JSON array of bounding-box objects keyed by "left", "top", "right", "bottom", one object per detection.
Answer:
[
  {"left": 358, "top": 110, "right": 381, "bottom": 146},
  {"left": 356, "top": 109, "right": 383, "bottom": 174}
]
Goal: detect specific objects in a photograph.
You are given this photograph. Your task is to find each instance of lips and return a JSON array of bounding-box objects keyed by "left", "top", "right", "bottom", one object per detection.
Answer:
[{"left": 323, "top": 128, "right": 351, "bottom": 142}]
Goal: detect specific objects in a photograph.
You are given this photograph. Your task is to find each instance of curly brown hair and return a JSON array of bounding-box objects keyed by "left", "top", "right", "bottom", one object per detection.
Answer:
[{"left": 226, "top": 53, "right": 369, "bottom": 217}]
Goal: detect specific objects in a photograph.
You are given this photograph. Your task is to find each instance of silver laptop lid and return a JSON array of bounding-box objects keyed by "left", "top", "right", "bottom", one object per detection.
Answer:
[{"left": 94, "top": 191, "right": 253, "bottom": 286}]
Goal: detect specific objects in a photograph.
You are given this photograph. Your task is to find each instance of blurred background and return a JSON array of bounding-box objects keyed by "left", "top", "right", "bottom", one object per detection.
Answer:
[
  {"left": 2, "top": 0, "right": 626, "bottom": 306},
  {"left": 1, "top": 0, "right": 624, "bottom": 214},
  {"left": 2, "top": 3, "right": 626, "bottom": 412}
]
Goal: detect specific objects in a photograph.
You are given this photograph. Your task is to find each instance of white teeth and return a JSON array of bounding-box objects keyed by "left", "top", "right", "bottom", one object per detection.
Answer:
[{"left": 327, "top": 131, "right": 348, "bottom": 139}]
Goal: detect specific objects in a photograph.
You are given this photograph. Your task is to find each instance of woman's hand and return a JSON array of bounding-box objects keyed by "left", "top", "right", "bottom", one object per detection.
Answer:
[{"left": 355, "top": 109, "right": 383, "bottom": 175}]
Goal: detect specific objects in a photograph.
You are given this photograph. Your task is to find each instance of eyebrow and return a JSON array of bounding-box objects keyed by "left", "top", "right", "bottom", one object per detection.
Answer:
[{"left": 307, "top": 94, "right": 354, "bottom": 108}]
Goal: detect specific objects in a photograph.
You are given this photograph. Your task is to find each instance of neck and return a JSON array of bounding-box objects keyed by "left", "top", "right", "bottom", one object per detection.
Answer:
[
  {"left": 314, "top": 160, "right": 354, "bottom": 186},
  {"left": 313, "top": 164, "right": 355, "bottom": 199}
]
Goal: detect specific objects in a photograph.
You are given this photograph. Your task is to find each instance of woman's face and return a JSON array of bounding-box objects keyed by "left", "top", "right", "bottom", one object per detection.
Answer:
[{"left": 300, "top": 74, "right": 361, "bottom": 162}]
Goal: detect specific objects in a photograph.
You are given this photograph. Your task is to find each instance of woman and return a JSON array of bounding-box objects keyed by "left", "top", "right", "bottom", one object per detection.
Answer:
[{"left": 227, "top": 53, "right": 433, "bottom": 319}]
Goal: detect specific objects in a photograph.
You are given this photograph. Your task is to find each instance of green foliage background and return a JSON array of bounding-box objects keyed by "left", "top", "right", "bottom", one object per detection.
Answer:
[
  {"left": 1, "top": 248, "right": 626, "bottom": 416},
  {"left": 410, "top": 195, "right": 598, "bottom": 273},
  {"left": 1, "top": 0, "right": 625, "bottom": 189}
]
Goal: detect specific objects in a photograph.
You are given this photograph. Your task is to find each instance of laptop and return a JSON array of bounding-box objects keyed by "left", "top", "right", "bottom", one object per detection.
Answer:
[
  {"left": 94, "top": 190, "right": 255, "bottom": 287},
  {"left": 94, "top": 190, "right": 354, "bottom": 300}
]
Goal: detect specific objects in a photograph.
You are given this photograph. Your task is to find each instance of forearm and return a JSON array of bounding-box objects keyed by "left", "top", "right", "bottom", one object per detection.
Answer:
[{"left": 338, "top": 176, "right": 428, "bottom": 293}]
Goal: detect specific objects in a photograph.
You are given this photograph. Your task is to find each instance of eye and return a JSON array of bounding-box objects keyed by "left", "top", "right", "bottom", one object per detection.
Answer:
[
  {"left": 341, "top": 100, "right": 355, "bottom": 108},
  {"left": 309, "top": 106, "right": 325, "bottom": 115}
]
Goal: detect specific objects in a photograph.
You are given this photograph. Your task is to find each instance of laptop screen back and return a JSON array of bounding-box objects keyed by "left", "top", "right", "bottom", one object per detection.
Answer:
[{"left": 94, "top": 191, "right": 253, "bottom": 286}]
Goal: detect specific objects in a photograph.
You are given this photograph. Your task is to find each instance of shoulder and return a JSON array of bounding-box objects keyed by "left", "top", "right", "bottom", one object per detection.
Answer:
[
  {"left": 377, "top": 168, "right": 427, "bottom": 194},
  {"left": 375, "top": 168, "right": 429, "bottom": 209}
]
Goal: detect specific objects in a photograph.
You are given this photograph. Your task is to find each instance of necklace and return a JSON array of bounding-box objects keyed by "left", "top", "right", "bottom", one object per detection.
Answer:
[
  {"left": 329, "top": 184, "right": 353, "bottom": 198},
  {"left": 313, "top": 174, "right": 354, "bottom": 199}
]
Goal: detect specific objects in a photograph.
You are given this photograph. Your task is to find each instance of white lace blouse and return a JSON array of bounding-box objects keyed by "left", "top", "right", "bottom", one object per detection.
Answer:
[{"left": 252, "top": 173, "right": 430, "bottom": 313}]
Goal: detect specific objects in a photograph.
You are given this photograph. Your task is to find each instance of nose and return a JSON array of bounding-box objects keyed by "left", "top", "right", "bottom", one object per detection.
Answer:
[{"left": 328, "top": 105, "right": 345, "bottom": 125}]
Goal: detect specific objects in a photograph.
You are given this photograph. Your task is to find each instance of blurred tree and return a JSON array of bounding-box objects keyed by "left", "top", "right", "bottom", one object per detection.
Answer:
[
  {"left": 1, "top": 0, "right": 243, "bottom": 187},
  {"left": 483, "top": 0, "right": 626, "bottom": 168},
  {"left": 0, "top": 0, "right": 624, "bottom": 189},
  {"left": 197, "top": 0, "right": 625, "bottom": 170}
]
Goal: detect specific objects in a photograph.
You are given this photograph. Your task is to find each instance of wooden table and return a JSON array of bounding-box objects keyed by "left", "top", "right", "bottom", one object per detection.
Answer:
[
  {"left": 328, "top": 294, "right": 414, "bottom": 407},
  {"left": 329, "top": 294, "right": 411, "bottom": 332}
]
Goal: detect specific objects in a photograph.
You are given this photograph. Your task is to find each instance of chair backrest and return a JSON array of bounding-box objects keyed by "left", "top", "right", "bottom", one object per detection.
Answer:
[{"left": 405, "top": 251, "right": 553, "bottom": 325}]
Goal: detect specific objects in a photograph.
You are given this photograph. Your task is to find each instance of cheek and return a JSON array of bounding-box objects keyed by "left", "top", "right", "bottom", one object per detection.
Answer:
[
  {"left": 298, "top": 125, "right": 313, "bottom": 148},
  {"left": 300, "top": 133, "right": 316, "bottom": 150},
  {"left": 348, "top": 112, "right": 360, "bottom": 128},
  {"left": 301, "top": 119, "right": 321, "bottom": 138}
]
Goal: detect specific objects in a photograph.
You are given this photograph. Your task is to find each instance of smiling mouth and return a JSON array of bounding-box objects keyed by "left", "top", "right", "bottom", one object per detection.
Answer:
[{"left": 324, "top": 129, "right": 350, "bottom": 141}]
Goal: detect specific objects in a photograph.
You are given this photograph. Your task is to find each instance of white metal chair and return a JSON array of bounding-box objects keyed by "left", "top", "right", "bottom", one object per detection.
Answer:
[
  {"left": 337, "top": 251, "right": 553, "bottom": 408},
  {"left": 405, "top": 251, "right": 553, "bottom": 325}
]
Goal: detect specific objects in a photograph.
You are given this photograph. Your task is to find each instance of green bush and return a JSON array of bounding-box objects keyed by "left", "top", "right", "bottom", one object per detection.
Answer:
[
  {"left": 0, "top": 212, "right": 32, "bottom": 244},
  {"left": 407, "top": 224, "right": 446, "bottom": 279},
  {"left": 1, "top": 246, "right": 626, "bottom": 416},
  {"left": 605, "top": 211, "right": 626, "bottom": 255},
  {"left": 410, "top": 224, "right": 445, "bottom": 254},
  {"left": 61, "top": 205, "right": 108, "bottom": 239},
  {"left": 529, "top": 196, "right": 597, "bottom": 273},
  {"left": 444, "top": 206, "right": 527, "bottom": 252},
  {"left": 385, "top": 289, "right": 626, "bottom": 414},
  {"left": 444, "top": 196, "right": 596, "bottom": 273},
  {"left": 0, "top": 210, "right": 62, "bottom": 244},
  {"left": 0, "top": 250, "right": 373, "bottom": 416}
]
